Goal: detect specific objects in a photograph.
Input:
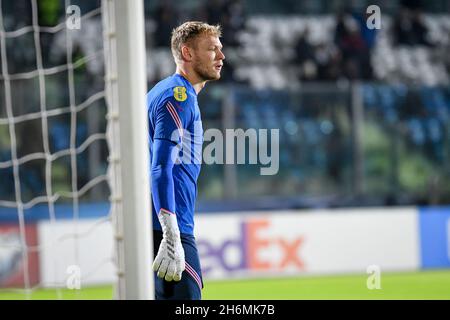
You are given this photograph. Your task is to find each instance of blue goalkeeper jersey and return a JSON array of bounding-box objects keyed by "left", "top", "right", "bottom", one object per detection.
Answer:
[{"left": 146, "top": 73, "right": 203, "bottom": 235}]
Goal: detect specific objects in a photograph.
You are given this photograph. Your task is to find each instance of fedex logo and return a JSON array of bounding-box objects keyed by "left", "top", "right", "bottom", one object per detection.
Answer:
[{"left": 197, "top": 219, "right": 305, "bottom": 276}]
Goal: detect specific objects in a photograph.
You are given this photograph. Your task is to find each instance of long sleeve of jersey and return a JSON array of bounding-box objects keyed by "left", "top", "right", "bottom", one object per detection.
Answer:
[{"left": 151, "top": 138, "right": 178, "bottom": 215}]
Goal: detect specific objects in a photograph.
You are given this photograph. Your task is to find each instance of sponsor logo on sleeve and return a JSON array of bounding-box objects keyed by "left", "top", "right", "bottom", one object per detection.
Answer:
[{"left": 173, "top": 86, "right": 187, "bottom": 102}]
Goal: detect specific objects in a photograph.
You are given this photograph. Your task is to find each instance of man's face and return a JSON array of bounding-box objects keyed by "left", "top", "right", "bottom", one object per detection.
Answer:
[{"left": 190, "top": 34, "right": 225, "bottom": 81}]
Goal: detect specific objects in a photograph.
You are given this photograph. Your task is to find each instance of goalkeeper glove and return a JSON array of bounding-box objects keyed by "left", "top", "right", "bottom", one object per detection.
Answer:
[{"left": 152, "top": 209, "right": 185, "bottom": 282}]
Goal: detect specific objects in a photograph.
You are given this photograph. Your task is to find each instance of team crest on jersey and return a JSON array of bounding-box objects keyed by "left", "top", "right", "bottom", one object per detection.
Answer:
[{"left": 173, "top": 86, "right": 187, "bottom": 102}]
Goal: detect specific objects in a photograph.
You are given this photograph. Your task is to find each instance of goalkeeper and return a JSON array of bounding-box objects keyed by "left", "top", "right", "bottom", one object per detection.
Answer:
[{"left": 146, "top": 21, "right": 225, "bottom": 300}]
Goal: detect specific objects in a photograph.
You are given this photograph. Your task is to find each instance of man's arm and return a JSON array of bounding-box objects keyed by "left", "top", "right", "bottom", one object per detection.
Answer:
[
  {"left": 151, "top": 138, "right": 185, "bottom": 282},
  {"left": 151, "top": 138, "right": 177, "bottom": 214}
]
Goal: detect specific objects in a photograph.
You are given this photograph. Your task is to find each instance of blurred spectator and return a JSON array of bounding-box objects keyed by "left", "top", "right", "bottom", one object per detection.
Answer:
[
  {"left": 316, "top": 44, "right": 342, "bottom": 81},
  {"left": 294, "top": 28, "right": 317, "bottom": 81},
  {"left": 393, "top": 6, "right": 432, "bottom": 47},
  {"left": 153, "top": 1, "right": 179, "bottom": 48},
  {"left": 294, "top": 28, "right": 315, "bottom": 64},
  {"left": 410, "top": 8, "right": 432, "bottom": 46},
  {"left": 393, "top": 6, "right": 415, "bottom": 45},
  {"left": 334, "top": 10, "right": 372, "bottom": 80},
  {"left": 205, "top": 0, "right": 224, "bottom": 25},
  {"left": 438, "top": 27, "right": 450, "bottom": 74},
  {"left": 221, "top": 0, "right": 246, "bottom": 47},
  {"left": 199, "top": 0, "right": 246, "bottom": 47},
  {"left": 353, "top": 9, "right": 377, "bottom": 51}
]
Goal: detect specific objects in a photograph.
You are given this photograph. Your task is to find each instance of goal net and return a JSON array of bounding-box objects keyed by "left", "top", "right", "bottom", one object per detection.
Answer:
[{"left": 0, "top": 0, "right": 152, "bottom": 299}]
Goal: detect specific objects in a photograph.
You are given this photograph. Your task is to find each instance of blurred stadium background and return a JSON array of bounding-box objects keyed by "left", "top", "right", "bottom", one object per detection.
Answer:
[{"left": 1, "top": 0, "right": 450, "bottom": 299}]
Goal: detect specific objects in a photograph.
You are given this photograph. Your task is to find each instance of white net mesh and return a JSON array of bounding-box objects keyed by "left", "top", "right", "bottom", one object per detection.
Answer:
[{"left": 0, "top": 0, "right": 120, "bottom": 298}]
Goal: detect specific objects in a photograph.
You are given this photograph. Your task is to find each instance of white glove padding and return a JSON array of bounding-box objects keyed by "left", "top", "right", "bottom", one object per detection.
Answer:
[{"left": 152, "top": 209, "right": 185, "bottom": 282}]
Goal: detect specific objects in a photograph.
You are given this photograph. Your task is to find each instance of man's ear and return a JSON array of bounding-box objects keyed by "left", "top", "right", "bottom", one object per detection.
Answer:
[{"left": 181, "top": 45, "right": 193, "bottom": 62}]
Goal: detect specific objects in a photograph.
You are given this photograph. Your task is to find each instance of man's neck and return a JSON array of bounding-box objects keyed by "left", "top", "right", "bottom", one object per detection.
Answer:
[{"left": 175, "top": 66, "right": 206, "bottom": 95}]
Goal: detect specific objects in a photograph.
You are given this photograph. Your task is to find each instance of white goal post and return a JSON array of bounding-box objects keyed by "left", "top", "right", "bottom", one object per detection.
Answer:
[{"left": 103, "top": 0, "right": 153, "bottom": 300}]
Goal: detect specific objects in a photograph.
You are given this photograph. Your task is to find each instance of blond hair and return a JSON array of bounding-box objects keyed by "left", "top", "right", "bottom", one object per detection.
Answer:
[{"left": 171, "top": 21, "right": 222, "bottom": 63}]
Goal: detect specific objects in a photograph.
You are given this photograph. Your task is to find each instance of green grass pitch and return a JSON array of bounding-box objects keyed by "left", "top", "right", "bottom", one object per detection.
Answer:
[{"left": 0, "top": 269, "right": 449, "bottom": 300}]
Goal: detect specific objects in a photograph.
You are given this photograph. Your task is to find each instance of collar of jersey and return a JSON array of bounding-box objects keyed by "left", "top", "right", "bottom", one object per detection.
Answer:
[{"left": 173, "top": 73, "right": 197, "bottom": 97}]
